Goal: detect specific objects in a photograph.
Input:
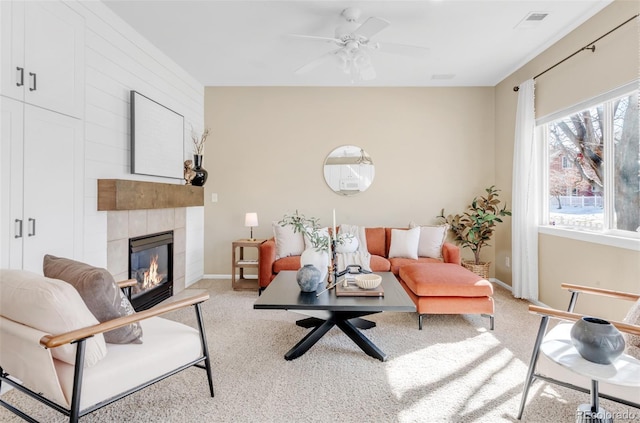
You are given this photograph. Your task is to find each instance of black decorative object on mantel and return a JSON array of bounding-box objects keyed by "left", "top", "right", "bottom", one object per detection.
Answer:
[
  {"left": 570, "top": 316, "right": 625, "bottom": 364},
  {"left": 191, "top": 154, "right": 208, "bottom": 187}
]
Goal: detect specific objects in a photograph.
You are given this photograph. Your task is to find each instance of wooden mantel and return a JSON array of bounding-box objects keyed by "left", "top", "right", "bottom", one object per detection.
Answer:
[{"left": 98, "top": 179, "right": 204, "bottom": 211}]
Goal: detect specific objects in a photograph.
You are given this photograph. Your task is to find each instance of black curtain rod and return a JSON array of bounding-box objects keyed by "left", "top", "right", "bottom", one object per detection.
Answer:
[{"left": 513, "top": 13, "right": 639, "bottom": 92}]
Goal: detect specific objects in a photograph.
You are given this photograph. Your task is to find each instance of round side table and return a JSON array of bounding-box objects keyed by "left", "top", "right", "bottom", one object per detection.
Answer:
[{"left": 541, "top": 333, "right": 640, "bottom": 423}]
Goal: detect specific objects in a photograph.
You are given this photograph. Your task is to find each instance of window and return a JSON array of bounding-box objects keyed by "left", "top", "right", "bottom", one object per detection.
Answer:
[{"left": 542, "top": 84, "right": 639, "bottom": 237}]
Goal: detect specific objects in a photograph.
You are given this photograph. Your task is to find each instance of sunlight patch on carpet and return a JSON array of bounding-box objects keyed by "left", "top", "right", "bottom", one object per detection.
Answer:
[{"left": 386, "top": 331, "right": 532, "bottom": 421}]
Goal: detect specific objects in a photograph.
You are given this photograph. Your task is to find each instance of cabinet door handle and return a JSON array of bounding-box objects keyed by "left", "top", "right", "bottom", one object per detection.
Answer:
[
  {"left": 28, "top": 218, "right": 36, "bottom": 237},
  {"left": 16, "top": 67, "right": 24, "bottom": 87},
  {"left": 14, "top": 219, "right": 23, "bottom": 239},
  {"left": 29, "top": 72, "right": 37, "bottom": 91}
]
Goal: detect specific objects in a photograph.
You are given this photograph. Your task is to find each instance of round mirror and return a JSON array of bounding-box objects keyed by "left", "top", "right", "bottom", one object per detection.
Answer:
[{"left": 323, "top": 145, "right": 375, "bottom": 196}]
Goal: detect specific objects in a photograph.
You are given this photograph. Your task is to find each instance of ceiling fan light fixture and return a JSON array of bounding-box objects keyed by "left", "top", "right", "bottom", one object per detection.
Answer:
[
  {"left": 337, "top": 47, "right": 375, "bottom": 81},
  {"left": 293, "top": 8, "right": 428, "bottom": 83},
  {"left": 345, "top": 40, "right": 360, "bottom": 52}
]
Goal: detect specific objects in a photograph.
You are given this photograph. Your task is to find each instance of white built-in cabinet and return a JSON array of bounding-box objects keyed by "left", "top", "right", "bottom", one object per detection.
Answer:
[
  {"left": 0, "top": 0, "right": 84, "bottom": 273},
  {"left": 1, "top": 0, "right": 84, "bottom": 118},
  {"left": 1, "top": 98, "right": 82, "bottom": 273}
]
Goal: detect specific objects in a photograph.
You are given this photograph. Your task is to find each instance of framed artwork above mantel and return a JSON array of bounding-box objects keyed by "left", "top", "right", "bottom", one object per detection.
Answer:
[{"left": 130, "top": 90, "right": 184, "bottom": 179}]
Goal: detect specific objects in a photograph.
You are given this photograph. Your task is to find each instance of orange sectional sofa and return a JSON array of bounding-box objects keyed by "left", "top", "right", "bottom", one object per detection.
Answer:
[
  {"left": 258, "top": 227, "right": 461, "bottom": 289},
  {"left": 258, "top": 226, "right": 494, "bottom": 330}
]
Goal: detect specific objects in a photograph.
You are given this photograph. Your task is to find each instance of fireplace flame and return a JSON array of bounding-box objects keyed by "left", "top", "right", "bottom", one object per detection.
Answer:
[{"left": 142, "top": 254, "right": 165, "bottom": 289}]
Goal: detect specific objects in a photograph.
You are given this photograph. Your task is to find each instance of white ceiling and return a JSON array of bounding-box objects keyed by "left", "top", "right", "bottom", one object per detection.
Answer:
[{"left": 103, "top": 0, "right": 613, "bottom": 87}]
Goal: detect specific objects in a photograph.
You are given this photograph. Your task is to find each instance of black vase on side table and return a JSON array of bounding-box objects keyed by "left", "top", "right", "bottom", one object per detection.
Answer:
[{"left": 191, "top": 154, "right": 208, "bottom": 186}]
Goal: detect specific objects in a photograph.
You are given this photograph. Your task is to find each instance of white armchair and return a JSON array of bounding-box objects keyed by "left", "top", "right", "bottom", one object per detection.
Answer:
[
  {"left": 517, "top": 283, "right": 640, "bottom": 420},
  {"left": 0, "top": 269, "right": 214, "bottom": 422}
]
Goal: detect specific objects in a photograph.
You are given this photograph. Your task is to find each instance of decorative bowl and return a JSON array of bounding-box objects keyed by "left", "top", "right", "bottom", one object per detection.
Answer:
[{"left": 355, "top": 274, "right": 382, "bottom": 290}]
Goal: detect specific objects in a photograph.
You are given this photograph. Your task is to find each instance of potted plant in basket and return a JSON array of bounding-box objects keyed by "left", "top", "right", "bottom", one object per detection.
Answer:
[{"left": 437, "top": 186, "right": 511, "bottom": 278}]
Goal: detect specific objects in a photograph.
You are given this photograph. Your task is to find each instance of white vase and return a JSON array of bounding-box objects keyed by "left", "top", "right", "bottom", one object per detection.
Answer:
[{"left": 300, "top": 248, "right": 329, "bottom": 283}]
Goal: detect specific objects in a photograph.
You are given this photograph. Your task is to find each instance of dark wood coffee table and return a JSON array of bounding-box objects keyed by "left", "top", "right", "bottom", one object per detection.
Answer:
[{"left": 253, "top": 271, "right": 415, "bottom": 361}]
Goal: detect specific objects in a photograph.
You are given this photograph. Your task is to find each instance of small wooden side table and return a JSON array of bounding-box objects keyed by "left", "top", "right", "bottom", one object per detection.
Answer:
[{"left": 232, "top": 239, "right": 266, "bottom": 291}]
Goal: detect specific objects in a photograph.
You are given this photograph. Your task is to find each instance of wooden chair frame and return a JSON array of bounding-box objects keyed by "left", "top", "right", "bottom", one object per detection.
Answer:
[
  {"left": 517, "top": 283, "right": 640, "bottom": 420},
  {"left": 0, "top": 286, "right": 214, "bottom": 423}
]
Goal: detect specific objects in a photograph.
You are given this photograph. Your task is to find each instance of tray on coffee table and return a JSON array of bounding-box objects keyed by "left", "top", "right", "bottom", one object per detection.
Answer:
[{"left": 335, "top": 280, "right": 384, "bottom": 297}]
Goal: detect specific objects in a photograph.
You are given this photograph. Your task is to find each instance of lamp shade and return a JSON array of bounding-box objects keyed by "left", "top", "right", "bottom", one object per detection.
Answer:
[{"left": 244, "top": 212, "right": 258, "bottom": 227}]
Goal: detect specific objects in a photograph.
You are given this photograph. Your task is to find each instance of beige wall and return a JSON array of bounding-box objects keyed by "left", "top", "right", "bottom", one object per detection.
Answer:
[
  {"left": 494, "top": 0, "right": 640, "bottom": 311},
  {"left": 539, "top": 234, "right": 640, "bottom": 321},
  {"left": 202, "top": 1, "right": 639, "bottom": 314},
  {"left": 203, "top": 87, "right": 496, "bottom": 276}
]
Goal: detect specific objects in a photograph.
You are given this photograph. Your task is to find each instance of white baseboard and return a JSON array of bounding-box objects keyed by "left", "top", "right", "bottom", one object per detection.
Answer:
[
  {"left": 490, "top": 278, "right": 549, "bottom": 308},
  {"left": 202, "top": 274, "right": 258, "bottom": 280},
  {"left": 490, "top": 277, "right": 511, "bottom": 291}
]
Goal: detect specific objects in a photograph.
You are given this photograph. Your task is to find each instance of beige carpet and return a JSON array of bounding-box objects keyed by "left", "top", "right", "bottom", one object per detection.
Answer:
[{"left": 0, "top": 279, "right": 636, "bottom": 422}]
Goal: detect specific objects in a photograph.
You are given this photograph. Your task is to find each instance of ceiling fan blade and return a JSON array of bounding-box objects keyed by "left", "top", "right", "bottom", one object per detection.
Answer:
[
  {"left": 352, "top": 17, "right": 390, "bottom": 39},
  {"left": 295, "top": 50, "right": 339, "bottom": 74},
  {"left": 288, "top": 33, "right": 343, "bottom": 44},
  {"left": 377, "top": 42, "right": 430, "bottom": 58}
]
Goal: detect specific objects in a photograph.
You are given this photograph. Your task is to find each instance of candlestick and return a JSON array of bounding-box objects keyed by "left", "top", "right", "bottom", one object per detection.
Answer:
[{"left": 332, "top": 209, "right": 336, "bottom": 241}]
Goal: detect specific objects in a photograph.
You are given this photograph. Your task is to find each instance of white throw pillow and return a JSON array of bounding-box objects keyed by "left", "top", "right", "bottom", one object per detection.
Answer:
[
  {"left": 388, "top": 227, "right": 420, "bottom": 259},
  {"left": 408, "top": 223, "right": 448, "bottom": 258},
  {"left": 272, "top": 222, "right": 305, "bottom": 259},
  {"left": 335, "top": 234, "right": 359, "bottom": 253},
  {"left": 0, "top": 269, "right": 108, "bottom": 367}
]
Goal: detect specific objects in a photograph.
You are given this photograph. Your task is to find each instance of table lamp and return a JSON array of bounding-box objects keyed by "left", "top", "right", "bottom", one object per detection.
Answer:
[{"left": 244, "top": 212, "right": 258, "bottom": 241}]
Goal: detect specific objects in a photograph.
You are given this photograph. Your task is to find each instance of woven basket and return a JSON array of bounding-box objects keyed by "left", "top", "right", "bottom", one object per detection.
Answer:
[{"left": 462, "top": 261, "right": 491, "bottom": 279}]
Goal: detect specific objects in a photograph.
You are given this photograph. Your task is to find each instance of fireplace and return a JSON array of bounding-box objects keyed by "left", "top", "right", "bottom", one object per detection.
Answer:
[{"left": 129, "top": 231, "right": 173, "bottom": 311}]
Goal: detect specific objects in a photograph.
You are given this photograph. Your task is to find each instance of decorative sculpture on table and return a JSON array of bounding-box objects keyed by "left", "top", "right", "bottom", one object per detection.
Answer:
[
  {"left": 570, "top": 316, "right": 626, "bottom": 364},
  {"left": 183, "top": 160, "right": 196, "bottom": 185},
  {"left": 296, "top": 264, "right": 322, "bottom": 292}
]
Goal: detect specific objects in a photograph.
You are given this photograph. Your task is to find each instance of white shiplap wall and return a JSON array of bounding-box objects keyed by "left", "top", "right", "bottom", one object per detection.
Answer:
[{"left": 67, "top": 0, "right": 205, "bottom": 284}]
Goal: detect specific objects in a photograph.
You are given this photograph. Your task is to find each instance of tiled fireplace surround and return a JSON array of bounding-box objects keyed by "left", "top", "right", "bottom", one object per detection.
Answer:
[{"left": 106, "top": 208, "right": 187, "bottom": 294}]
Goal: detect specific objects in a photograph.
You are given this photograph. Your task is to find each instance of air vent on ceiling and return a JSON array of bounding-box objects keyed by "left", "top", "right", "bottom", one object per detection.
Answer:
[
  {"left": 526, "top": 12, "right": 548, "bottom": 21},
  {"left": 515, "top": 11, "right": 549, "bottom": 29}
]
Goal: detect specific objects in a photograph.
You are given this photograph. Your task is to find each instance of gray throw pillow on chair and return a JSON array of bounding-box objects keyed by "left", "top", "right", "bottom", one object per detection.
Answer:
[{"left": 43, "top": 254, "right": 143, "bottom": 344}]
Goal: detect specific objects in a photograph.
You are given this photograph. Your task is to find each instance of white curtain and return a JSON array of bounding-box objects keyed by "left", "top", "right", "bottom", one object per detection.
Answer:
[{"left": 512, "top": 79, "right": 539, "bottom": 300}]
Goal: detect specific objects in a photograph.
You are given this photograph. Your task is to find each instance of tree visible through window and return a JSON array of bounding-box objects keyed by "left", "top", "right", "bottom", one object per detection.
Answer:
[{"left": 545, "top": 90, "right": 639, "bottom": 234}]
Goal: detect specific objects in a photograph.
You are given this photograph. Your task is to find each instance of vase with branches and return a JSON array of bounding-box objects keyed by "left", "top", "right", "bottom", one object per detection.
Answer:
[
  {"left": 190, "top": 126, "right": 210, "bottom": 186},
  {"left": 438, "top": 186, "right": 511, "bottom": 270},
  {"left": 278, "top": 210, "right": 353, "bottom": 252},
  {"left": 191, "top": 127, "right": 210, "bottom": 156},
  {"left": 279, "top": 210, "right": 354, "bottom": 282},
  {"left": 279, "top": 210, "right": 330, "bottom": 282}
]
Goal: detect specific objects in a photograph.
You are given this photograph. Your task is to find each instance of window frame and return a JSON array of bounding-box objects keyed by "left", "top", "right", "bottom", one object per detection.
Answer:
[{"left": 537, "top": 80, "right": 640, "bottom": 251}]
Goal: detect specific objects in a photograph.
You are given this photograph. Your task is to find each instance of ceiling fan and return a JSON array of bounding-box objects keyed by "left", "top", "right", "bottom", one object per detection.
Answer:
[{"left": 289, "top": 8, "right": 430, "bottom": 82}]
